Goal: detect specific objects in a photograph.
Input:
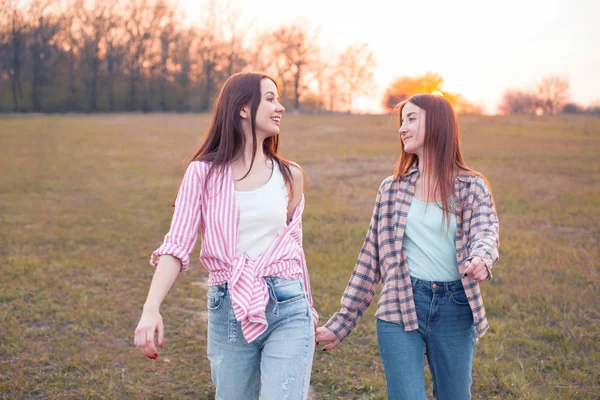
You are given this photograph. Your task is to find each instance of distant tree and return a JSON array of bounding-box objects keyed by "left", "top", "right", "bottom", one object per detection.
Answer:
[
  {"left": 325, "top": 69, "right": 342, "bottom": 112},
  {"left": 454, "top": 95, "right": 484, "bottom": 115},
  {"left": 250, "top": 22, "right": 317, "bottom": 110},
  {"left": 3, "top": 0, "right": 25, "bottom": 111},
  {"left": 172, "top": 27, "right": 194, "bottom": 111},
  {"left": 337, "top": 42, "right": 375, "bottom": 113},
  {"left": 123, "top": 0, "right": 165, "bottom": 111},
  {"left": 305, "top": 47, "right": 333, "bottom": 112},
  {"left": 196, "top": 2, "right": 223, "bottom": 111},
  {"left": 27, "top": 0, "right": 62, "bottom": 112},
  {"left": 269, "top": 23, "right": 317, "bottom": 111},
  {"left": 74, "top": 0, "right": 113, "bottom": 112},
  {"left": 382, "top": 72, "right": 445, "bottom": 111},
  {"left": 498, "top": 90, "right": 537, "bottom": 115},
  {"left": 157, "top": 4, "right": 180, "bottom": 111},
  {"left": 59, "top": 3, "right": 81, "bottom": 110},
  {"left": 194, "top": 0, "right": 248, "bottom": 111},
  {"left": 586, "top": 105, "right": 600, "bottom": 116},
  {"left": 562, "top": 102, "right": 585, "bottom": 114},
  {"left": 219, "top": 4, "right": 247, "bottom": 78},
  {"left": 536, "top": 74, "right": 570, "bottom": 115},
  {"left": 103, "top": 4, "right": 126, "bottom": 112}
]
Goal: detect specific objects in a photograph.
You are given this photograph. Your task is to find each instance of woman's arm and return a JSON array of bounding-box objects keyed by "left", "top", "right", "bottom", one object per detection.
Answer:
[
  {"left": 464, "top": 177, "right": 499, "bottom": 281},
  {"left": 288, "top": 163, "right": 320, "bottom": 327},
  {"left": 135, "top": 162, "right": 205, "bottom": 358},
  {"left": 134, "top": 255, "right": 181, "bottom": 359},
  {"left": 150, "top": 162, "right": 205, "bottom": 271},
  {"left": 317, "top": 185, "right": 384, "bottom": 348},
  {"left": 287, "top": 163, "right": 304, "bottom": 222}
]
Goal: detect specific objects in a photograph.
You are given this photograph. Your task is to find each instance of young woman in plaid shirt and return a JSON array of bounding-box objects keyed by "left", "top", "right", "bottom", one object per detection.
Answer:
[{"left": 316, "top": 93, "right": 499, "bottom": 400}]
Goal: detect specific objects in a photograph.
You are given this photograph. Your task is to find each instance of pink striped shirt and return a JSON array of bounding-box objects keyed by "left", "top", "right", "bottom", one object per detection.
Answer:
[{"left": 150, "top": 161, "right": 318, "bottom": 342}]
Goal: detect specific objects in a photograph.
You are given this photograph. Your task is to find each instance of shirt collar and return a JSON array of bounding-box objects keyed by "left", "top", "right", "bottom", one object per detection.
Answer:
[
  {"left": 456, "top": 170, "right": 480, "bottom": 183},
  {"left": 404, "top": 163, "right": 478, "bottom": 183}
]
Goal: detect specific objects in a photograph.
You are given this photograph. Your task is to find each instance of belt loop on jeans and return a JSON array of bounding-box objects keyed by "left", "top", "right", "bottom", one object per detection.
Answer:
[
  {"left": 228, "top": 301, "right": 237, "bottom": 343},
  {"left": 266, "top": 278, "right": 279, "bottom": 316},
  {"left": 410, "top": 276, "right": 418, "bottom": 290}
]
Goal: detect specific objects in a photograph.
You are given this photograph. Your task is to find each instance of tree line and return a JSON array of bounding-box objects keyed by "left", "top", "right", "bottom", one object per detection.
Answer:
[
  {"left": 498, "top": 75, "right": 599, "bottom": 116},
  {"left": 0, "top": 0, "right": 376, "bottom": 113}
]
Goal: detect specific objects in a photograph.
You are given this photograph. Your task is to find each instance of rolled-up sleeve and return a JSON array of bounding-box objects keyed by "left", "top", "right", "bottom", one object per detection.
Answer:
[
  {"left": 150, "top": 162, "right": 204, "bottom": 272},
  {"left": 467, "top": 177, "right": 499, "bottom": 275}
]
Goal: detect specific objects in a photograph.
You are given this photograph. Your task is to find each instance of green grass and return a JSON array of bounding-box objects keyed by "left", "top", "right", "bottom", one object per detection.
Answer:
[{"left": 0, "top": 113, "right": 598, "bottom": 399}]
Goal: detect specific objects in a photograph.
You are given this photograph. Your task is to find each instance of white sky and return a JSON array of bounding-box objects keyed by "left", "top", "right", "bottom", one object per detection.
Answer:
[{"left": 178, "top": 0, "right": 600, "bottom": 114}]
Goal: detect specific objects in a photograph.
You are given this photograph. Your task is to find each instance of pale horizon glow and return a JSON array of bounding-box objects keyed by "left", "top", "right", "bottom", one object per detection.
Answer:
[{"left": 179, "top": 0, "right": 600, "bottom": 114}]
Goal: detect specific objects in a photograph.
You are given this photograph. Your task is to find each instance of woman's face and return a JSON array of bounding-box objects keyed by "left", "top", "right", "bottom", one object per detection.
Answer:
[
  {"left": 399, "top": 101, "right": 426, "bottom": 157},
  {"left": 253, "top": 78, "right": 285, "bottom": 138}
]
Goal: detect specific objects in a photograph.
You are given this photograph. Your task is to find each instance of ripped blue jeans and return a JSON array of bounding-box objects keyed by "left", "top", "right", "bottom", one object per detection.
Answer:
[{"left": 207, "top": 277, "right": 315, "bottom": 400}]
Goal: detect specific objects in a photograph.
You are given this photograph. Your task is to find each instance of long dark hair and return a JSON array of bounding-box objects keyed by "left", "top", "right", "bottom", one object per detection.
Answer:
[
  {"left": 395, "top": 93, "right": 477, "bottom": 223},
  {"left": 187, "top": 72, "right": 294, "bottom": 191}
]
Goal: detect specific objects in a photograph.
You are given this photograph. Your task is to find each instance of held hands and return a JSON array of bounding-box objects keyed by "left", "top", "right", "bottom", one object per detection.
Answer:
[
  {"left": 315, "top": 326, "right": 340, "bottom": 351},
  {"left": 462, "top": 256, "right": 489, "bottom": 282},
  {"left": 134, "top": 308, "right": 164, "bottom": 359}
]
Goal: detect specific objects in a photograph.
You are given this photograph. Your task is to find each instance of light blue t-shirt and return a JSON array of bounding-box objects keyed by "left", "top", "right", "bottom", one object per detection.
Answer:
[{"left": 404, "top": 197, "right": 460, "bottom": 282}]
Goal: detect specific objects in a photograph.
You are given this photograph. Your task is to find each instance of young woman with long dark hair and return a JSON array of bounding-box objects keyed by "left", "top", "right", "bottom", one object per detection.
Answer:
[
  {"left": 134, "top": 72, "right": 317, "bottom": 399},
  {"left": 316, "top": 93, "right": 499, "bottom": 400}
]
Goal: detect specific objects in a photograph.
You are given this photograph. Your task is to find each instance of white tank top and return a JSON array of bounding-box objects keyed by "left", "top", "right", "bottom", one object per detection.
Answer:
[{"left": 234, "top": 162, "right": 288, "bottom": 259}]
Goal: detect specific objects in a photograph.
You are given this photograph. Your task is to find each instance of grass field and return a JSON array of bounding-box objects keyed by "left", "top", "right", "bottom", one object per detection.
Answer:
[{"left": 0, "top": 113, "right": 598, "bottom": 399}]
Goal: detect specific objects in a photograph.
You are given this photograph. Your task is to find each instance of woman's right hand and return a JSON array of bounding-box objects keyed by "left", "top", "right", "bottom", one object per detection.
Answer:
[
  {"left": 315, "top": 326, "right": 341, "bottom": 351},
  {"left": 134, "top": 308, "right": 164, "bottom": 359}
]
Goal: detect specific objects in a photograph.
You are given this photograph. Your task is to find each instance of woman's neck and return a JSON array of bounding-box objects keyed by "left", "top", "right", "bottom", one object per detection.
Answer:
[
  {"left": 415, "top": 156, "right": 438, "bottom": 201},
  {"left": 234, "top": 138, "right": 266, "bottom": 169},
  {"left": 416, "top": 156, "right": 431, "bottom": 180}
]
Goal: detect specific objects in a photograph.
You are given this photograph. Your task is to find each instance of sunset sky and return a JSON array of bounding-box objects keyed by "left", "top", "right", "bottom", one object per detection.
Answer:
[{"left": 180, "top": 0, "right": 598, "bottom": 114}]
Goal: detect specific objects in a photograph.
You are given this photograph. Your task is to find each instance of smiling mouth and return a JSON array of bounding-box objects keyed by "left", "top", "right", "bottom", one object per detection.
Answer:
[{"left": 271, "top": 116, "right": 281, "bottom": 123}]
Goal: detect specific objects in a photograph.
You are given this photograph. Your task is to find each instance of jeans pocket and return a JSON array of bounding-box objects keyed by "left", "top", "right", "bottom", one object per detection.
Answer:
[
  {"left": 207, "top": 285, "right": 225, "bottom": 311},
  {"left": 449, "top": 288, "right": 470, "bottom": 306},
  {"left": 271, "top": 278, "right": 305, "bottom": 304}
]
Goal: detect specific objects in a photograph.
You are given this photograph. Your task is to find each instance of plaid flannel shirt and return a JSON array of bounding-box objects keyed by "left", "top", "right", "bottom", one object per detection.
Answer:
[{"left": 324, "top": 164, "right": 499, "bottom": 341}]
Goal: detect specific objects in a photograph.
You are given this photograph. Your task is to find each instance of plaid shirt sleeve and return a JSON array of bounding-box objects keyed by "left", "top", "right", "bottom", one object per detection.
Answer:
[
  {"left": 466, "top": 177, "right": 500, "bottom": 278},
  {"left": 324, "top": 185, "right": 383, "bottom": 342}
]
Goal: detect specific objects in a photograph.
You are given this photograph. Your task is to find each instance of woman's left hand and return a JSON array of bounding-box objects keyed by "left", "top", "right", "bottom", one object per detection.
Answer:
[{"left": 462, "top": 256, "right": 489, "bottom": 282}]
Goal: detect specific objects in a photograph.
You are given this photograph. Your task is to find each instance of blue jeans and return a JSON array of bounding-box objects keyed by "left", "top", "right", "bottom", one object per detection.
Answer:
[
  {"left": 377, "top": 278, "right": 476, "bottom": 400},
  {"left": 207, "top": 277, "right": 315, "bottom": 400}
]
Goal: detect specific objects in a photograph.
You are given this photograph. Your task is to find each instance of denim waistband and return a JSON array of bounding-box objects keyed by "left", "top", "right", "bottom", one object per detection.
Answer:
[
  {"left": 210, "top": 277, "right": 300, "bottom": 296},
  {"left": 410, "top": 276, "right": 464, "bottom": 294}
]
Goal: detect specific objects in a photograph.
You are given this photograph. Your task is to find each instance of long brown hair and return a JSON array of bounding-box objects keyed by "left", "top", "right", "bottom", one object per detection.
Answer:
[
  {"left": 188, "top": 72, "right": 294, "bottom": 191},
  {"left": 395, "top": 93, "right": 475, "bottom": 223}
]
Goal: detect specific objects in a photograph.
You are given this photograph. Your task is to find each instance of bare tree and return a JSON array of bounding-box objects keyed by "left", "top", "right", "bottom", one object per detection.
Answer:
[
  {"left": 498, "top": 90, "right": 537, "bottom": 115},
  {"left": 156, "top": 3, "right": 181, "bottom": 111},
  {"left": 307, "top": 48, "right": 342, "bottom": 112},
  {"left": 269, "top": 23, "right": 317, "bottom": 110},
  {"left": 74, "top": 0, "right": 114, "bottom": 111},
  {"left": 195, "top": 0, "right": 246, "bottom": 111},
  {"left": 3, "top": 0, "right": 25, "bottom": 111},
  {"left": 58, "top": 3, "right": 80, "bottom": 110},
  {"left": 536, "top": 74, "right": 569, "bottom": 115},
  {"left": 220, "top": 4, "right": 247, "bottom": 78},
  {"left": 123, "top": 0, "right": 165, "bottom": 111},
  {"left": 172, "top": 27, "right": 195, "bottom": 111},
  {"left": 337, "top": 42, "right": 375, "bottom": 113},
  {"left": 27, "top": 0, "right": 61, "bottom": 112},
  {"left": 305, "top": 46, "right": 330, "bottom": 112},
  {"left": 104, "top": 4, "right": 125, "bottom": 112}
]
